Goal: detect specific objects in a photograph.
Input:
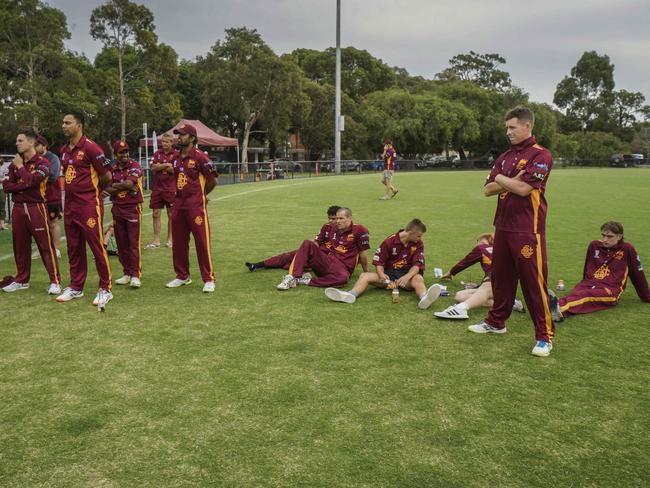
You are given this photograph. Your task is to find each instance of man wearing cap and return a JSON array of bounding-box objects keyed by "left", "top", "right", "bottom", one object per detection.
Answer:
[
  {"left": 146, "top": 132, "right": 176, "bottom": 249},
  {"left": 2, "top": 128, "right": 62, "bottom": 294},
  {"left": 34, "top": 135, "right": 63, "bottom": 258},
  {"left": 166, "top": 123, "right": 218, "bottom": 292},
  {"left": 104, "top": 140, "right": 144, "bottom": 288},
  {"left": 56, "top": 110, "right": 113, "bottom": 308}
]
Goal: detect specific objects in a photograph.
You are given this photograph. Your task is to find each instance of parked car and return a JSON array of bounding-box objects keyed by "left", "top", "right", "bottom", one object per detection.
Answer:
[
  {"left": 322, "top": 160, "right": 360, "bottom": 172},
  {"left": 416, "top": 155, "right": 445, "bottom": 169},
  {"left": 362, "top": 160, "right": 384, "bottom": 171},
  {"left": 610, "top": 154, "right": 643, "bottom": 168}
]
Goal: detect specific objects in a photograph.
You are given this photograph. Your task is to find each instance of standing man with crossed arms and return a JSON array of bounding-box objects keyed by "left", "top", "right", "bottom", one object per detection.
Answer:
[
  {"left": 469, "top": 106, "right": 555, "bottom": 357},
  {"left": 56, "top": 111, "right": 113, "bottom": 308},
  {"left": 2, "top": 128, "right": 61, "bottom": 294},
  {"left": 104, "top": 140, "right": 144, "bottom": 288},
  {"left": 146, "top": 132, "right": 176, "bottom": 249},
  {"left": 165, "top": 123, "right": 218, "bottom": 292}
]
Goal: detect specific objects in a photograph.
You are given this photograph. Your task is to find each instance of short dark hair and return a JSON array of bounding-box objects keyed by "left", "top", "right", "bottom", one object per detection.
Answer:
[
  {"left": 17, "top": 127, "right": 38, "bottom": 140},
  {"left": 337, "top": 207, "right": 352, "bottom": 218},
  {"left": 504, "top": 106, "right": 535, "bottom": 125},
  {"left": 405, "top": 218, "right": 426, "bottom": 233},
  {"left": 327, "top": 205, "right": 341, "bottom": 217},
  {"left": 66, "top": 110, "right": 86, "bottom": 128},
  {"left": 601, "top": 221, "right": 624, "bottom": 235}
]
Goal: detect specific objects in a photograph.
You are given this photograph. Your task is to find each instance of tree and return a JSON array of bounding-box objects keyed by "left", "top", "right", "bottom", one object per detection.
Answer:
[
  {"left": 553, "top": 51, "right": 615, "bottom": 132},
  {"left": 90, "top": 0, "right": 156, "bottom": 139},
  {"left": 0, "top": 0, "right": 70, "bottom": 129},
  {"left": 195, "top": 27, "right": 304, "bottom": 172},
  {"left": 436, "top": 51, "right": 512, "bottom": 92},
  {"left": 611, "top": 90, "right": 649, "bottom": 129},
  {"left": 573, "top": 131, "right": 626, "bottom": 162}
]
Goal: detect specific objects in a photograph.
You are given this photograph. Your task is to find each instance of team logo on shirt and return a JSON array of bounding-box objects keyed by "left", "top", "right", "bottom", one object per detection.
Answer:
[
  {"left": 517, "top": 159, "right": 528, "bottom": 169},
  {"left": 520, "top": 245, "right": 534, "bottom": 259},
  {"left": 117, "top": 191, "right": 127, "bottom": 199},
  {"left": 347, "top": 234, "right": 355, "bottom": 241},
  {"left": 614, "top": 250, "right": 624, "bottom": 260},
  {"left": 593, "top": 264, "right": 610, "bottom": 280},
  {"left": 195, "top": 216, "right": 203, "bottom": 225},
  {"left": 188, "top": 160, "right": 196, "bottom": 168},
  {"left": 177, "top": 172, "right": 188, "bottom": 190},
  {"left": 86, "top": 217, "right": 97, "bottom": 228},
  {"left": 65, "top": 165, "right": 76, "bottom": 183},
  {"left": 77, "top": 151, "right": 85, "bottom": 161},
  {"left": 335, "top": 245, "right": 348, "bottom": 253}
]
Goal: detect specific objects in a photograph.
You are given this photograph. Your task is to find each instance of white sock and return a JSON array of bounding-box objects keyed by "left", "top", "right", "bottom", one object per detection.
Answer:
[{"left": 456, "top": 302, "right": 468, "bottom": 312}]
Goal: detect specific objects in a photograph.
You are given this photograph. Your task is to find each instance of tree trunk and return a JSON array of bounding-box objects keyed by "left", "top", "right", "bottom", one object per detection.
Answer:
[
  {"left": 118, "top": 48, "right": 126, "bottom": 140},
  {"left": 241, "top": 112, "right": 258, "bottom": 174}
]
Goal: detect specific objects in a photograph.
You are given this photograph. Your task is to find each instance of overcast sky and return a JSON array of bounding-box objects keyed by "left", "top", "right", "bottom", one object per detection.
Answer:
[{"left": 50, "top": 0, "right": 650, "bottom": 105}]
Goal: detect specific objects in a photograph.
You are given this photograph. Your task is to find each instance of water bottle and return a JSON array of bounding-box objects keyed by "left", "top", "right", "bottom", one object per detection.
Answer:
[
  {"left": 557, "top": 279, "right": 565, "bottom": 292},
  {"left": 391, "top": 288, "right": 400, "bottom": 303}
]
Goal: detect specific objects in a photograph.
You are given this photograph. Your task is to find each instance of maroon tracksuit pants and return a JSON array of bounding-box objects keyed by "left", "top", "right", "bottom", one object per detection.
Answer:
[
  {"left": 112, "top": 204, "right": 142, "bottom": 278},
  {"left": 486, "top": 229, "right": 555, "bottom": 342},
  {"left": 171, "top": 206, "right": 214, "bottom": 282},
  {"left": 289, "top": 240, "right": 349, "bottom": 287},
  {"left": 11, "top": 202, "right": 61, "bottom": 285},
  {"left": 264, "top": 250, "right": 296, "bottom": 269},
  {"left": 64, "top": 203, "right": 112, "bottom": 291},
  {"left": 559, "top": 282, "right": 620, "bottom": 315}
]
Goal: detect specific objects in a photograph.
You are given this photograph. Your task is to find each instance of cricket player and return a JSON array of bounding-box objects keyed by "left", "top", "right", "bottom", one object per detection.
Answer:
[{"left": 146, "top": 132, "right": 176, "bottom": 249}]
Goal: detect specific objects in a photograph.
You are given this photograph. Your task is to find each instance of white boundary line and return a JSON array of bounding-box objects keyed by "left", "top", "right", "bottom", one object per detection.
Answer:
[{"left": 0, "top": 179, "right": 323, "bottom": 262}]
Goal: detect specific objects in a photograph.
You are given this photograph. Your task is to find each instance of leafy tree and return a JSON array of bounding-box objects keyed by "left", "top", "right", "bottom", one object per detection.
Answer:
[
  {"left": 573, "top": 131, "right": 626, "bottom": 162},
  {"left": 552, "top": 133, "right": 580, "bottom": 162},
  {"left": 611, "top": 89, "right": 649, "bottom": 129},
  {"left": 0, "top": 0, "right": 70, "bottom": 129},
  {"left": 553, "top": 51, "right": 615, "bottom": 132},
  {"left": 436, "top": 51, "right": 512, "bottom": 92},
  {"left": 90, "top": 0, "right": 156, "bottom": 139}
]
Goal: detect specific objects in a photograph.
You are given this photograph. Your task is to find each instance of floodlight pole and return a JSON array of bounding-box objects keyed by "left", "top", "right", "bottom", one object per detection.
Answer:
[{"left": 334, "top": 0, "right": 341, "bottom": 174}]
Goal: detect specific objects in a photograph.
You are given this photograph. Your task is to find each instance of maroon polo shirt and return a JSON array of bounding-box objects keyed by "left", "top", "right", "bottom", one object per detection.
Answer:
[
  {"left": 383, "top": 146, "right": 396, "bottom": 171},
  {"left": 110, "top": 159, "right": 143, "bottom": 207},
  {"left": 60, "top": 135, "right": 110, "bottom": 207},
  {"left": 373, "top": 230, "right": 425, "bottom": 271},
  {"left": 326, "top": 222, "right": 370, "bottom": 273},
  {"left": 2, "top": 153, "right": 50, "bottom": 204},
  {"left": 151, "top": 148, "right": 178, "bottom": 193},
  {"left": 315, "top": 223, "right": 335, "bottom": 249},
  {"left": 449, "top": 243, "right": 493, "bottom": 277},
  {"left": 173, "top": 147, "right": 216, "bottom": 210},
  {"left": 582, "top": 240, "right": 650, "bottom": 300},
  {"left": 486, "top": 136, "right": 553, "bottom": 234}
]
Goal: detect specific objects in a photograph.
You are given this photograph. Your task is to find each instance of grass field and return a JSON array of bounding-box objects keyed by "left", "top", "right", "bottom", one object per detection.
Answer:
[{"left": 1, "top": 168, "right": 649, "bottom": 487}]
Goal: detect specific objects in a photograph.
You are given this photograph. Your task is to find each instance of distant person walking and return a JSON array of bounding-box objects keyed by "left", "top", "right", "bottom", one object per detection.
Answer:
[{"left": 380, "top": 139, "right": 398, "bottom": 200}]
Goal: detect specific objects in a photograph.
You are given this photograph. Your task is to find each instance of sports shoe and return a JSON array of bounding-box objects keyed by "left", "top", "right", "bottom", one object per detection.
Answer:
[
  {"left": 468, "top": 321, "right": 507, "bottom": 334},
  {"left": 245, "top": 262, "right": 257, "bottom": 272},
  {"left": 129, "top": 277, "right": 141, "bottom": 288},
  {"left": 92, "top": 289, "right": 113, "bottom": 306},
  {"left": 379, "top": 196, "right": 390, "bottom": 200},
  {"left": 296, "top": 272, "right": 312, "bottom": 285},
  {"left": 434, "top": 304, "right": 469, "bottom": 320},
  {"left": 548, "top": 289, "right": 563, "bottom": 322},
  {"left": 513, "top": 299, "right": 526, "bottom": 313},
  {"left": 391, "top": 189, "right": 399, "bottom": 199},
  {"left": 531, "top": 340, "right": 553, "bottom": 357},
  {"left": 166, "top": 278, "right": 192, "bottom": 288},
  {"left": 31, "top": 250, "right": 41, "bottom": 260},
  {"left": 115, "top": 275, "right": 132, "bottom": 285},
  {"left": 56, "top": 287, "right": 84, "bottom": 302},
  {"left": 325, "top": 287, "right": 356, "bottom": 303},
  {"left": 47, "top": 283, "right": 62, "bottom": 295},
  {"left": 2, "top": 281, "right": 29, "bottom": 293},
  {"left": 145, "top": 243, "right": 160, "bottom": 249},
  {"left": 203, "top": 281, "right": 215, "bottom": 293},
  {"left": 418, "top": 284, "right": 442, "bottom": 309},
  {"left": 277, "top": 274, "right": 297, "bottom": 290}
]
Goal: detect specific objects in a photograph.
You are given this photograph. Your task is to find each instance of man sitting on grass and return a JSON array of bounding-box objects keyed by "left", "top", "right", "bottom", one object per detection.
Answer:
[
  {"left": 276, "top": 207, "right": 369, "bottom": 290},
  {"left": 324, "top": 218, "right": 441, "bottom": 309},
  {"left": 245, "top": 205, "right": 340, "bottom": 272}
]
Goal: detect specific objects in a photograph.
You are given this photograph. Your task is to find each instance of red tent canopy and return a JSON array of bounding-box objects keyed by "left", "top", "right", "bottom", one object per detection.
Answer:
[{"left": 139, "top": 119, "right": 238, "bottom": 147}]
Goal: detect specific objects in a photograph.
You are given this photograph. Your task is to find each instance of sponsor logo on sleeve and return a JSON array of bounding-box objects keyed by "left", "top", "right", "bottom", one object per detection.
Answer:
[{"left": 532, "top": 172, "right": 546, "bottom": 181}]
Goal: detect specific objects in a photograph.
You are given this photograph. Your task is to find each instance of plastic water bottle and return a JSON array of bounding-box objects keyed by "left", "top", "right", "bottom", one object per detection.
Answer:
[
  {"left": 557, "top": 280, "right": 565, "bottom": 292},
  {"left": 391, "top": 288, "right": 400, "bottom": 303}
]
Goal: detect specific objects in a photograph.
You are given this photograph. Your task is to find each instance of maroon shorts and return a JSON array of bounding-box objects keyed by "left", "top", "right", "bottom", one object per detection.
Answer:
[
  {"left": 149, "top": 190, "right": 175, "bottom": 209},
  {"left": 47, "top": 203, "right": 62, "bottom": 221}
]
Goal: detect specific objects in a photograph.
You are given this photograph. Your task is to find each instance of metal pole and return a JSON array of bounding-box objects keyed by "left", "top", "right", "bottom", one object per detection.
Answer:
[{"left": 334, "top": 0, "right": 341, "bottom": 174}]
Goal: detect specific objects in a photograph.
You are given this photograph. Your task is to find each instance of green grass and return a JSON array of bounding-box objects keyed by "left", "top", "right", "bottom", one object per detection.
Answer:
[{"left": 1, "top": 168, "right": 649, "bottom": 487}]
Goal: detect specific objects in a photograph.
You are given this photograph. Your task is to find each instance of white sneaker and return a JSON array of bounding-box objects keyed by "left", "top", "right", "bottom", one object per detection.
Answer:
[
  {"left": 277, "top": 274, "right": 297, "bottom": 290},
  {"left": 47, "top": 283, "right": 62, "bottom": 295},
  {"left": 325, "top": 287, "right": 356, "bottom": 303},
  {"left": 2, "top": 281, "right": 29, "bottom": 292},
  {"left": 129, "top": 277, "right": 141, "bottom": 288},
  {"left": 56, "top": 287, "right": 84, "bottom": 302},
  {"left": 513, "top": 299, "right": 526, "bottom": 313},
  {"left": 418, "top": 284, "right": 442, "bottom": 309},
  {"left": 467, "top": 321, "right": 507, "bottom": 334},
  {"left": 166, "top": 278, "right": 192, "bottom": 288},
  {"left": 434, "top": 304, "right": 469, "bottom": 320},
  {"left": 296, "top": 272, "right": 312, "bottom": 285},
  {"left": 115, "top": 275, "right": 131, "bottom": 285},
  {"left": 203, "top": 281, "right": 215, "bottom": 293},
  {"left": 92, "top": 288, "right": 113, "bottom": 307},
  {"left": 532, "top": 340, "right": 553, "bottom": 357},
  {"left": 56, "top": 249, "right": 61, "bottom": 258},
  {"left": 31, "top": 250, "right": 41, "bottom": 260}
]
